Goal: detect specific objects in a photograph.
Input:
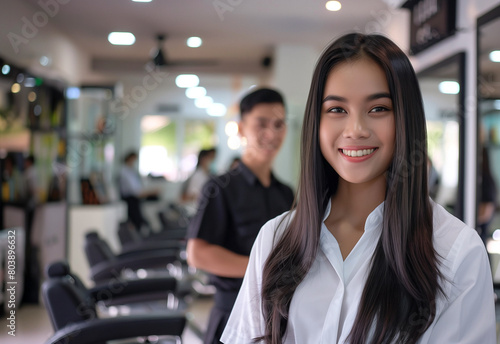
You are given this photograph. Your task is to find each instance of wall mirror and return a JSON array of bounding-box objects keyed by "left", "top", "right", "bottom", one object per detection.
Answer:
[
  {"left": 477, "top": 5, "right": 500, "bottom": 283},
  {"left": 417, "top": 53, "right": 465, "bottom": 220}
]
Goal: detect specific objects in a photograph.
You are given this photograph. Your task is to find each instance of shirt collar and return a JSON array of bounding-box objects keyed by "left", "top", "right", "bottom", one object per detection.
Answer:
[
  {"left": 237, "top": 162, "right": 277, "bottom": 187},
  {"left": 323, "top": 198, "right": 385, "bottom": 233}
]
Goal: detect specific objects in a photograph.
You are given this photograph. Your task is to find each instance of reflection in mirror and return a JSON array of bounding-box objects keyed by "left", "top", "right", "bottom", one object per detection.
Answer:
[
  {"left": 478, "top": 6, "right": 500, "bottom": 281},
  {"left": 417, "top": 53, "right": 465, "bottom": 220}
]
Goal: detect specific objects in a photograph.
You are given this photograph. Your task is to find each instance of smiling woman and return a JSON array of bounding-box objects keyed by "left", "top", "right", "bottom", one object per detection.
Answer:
[
  {"left": 221, "top": 33, "right": 496, "bottom": 344},
  {"left": 320, "top": 58, "right": 395, "bottom": 188}
]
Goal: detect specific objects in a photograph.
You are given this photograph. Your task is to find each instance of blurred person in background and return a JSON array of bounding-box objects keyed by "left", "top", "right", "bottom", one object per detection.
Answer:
[
  {"left": 181, "top": 148, "right": 217, "bottom": 203},
  {"left": 186, "top": 88, "right": 294, "bottom": 344},
  {"left": 119, "top": 150, "right": 160, "bottom": 231}
]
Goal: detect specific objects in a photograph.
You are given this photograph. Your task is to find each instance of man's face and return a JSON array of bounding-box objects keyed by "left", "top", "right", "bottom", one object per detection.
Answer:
[{"left": 238, "top": 102, "right": 287, "bottom": 164}]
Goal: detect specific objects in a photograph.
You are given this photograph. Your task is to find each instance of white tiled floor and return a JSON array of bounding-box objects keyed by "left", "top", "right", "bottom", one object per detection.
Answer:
[{"left": 0, "top": 297, "right": 213, "bottom": 344}]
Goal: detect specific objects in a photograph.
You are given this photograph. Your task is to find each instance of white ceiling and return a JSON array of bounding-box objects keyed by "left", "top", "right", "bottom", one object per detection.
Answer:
[{"left": 16, "top": 0, "right": 396, "bottom": 78}]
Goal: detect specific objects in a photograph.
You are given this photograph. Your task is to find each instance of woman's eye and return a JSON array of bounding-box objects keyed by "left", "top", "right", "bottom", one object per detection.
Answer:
[
  {"left": 328, "top": 107, "right": 346, "bottom": 113},
  {"left": 370, "top": 106, "right": 390, "bottom": 113}
]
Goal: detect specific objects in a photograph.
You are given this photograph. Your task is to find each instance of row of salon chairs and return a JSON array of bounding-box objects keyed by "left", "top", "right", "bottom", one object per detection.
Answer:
[
  {"left": 42, "top": 205, "right": 213, "bottom": 343},
  {"left": 42, "top": 261, "right": 186, "bottom": 344}
]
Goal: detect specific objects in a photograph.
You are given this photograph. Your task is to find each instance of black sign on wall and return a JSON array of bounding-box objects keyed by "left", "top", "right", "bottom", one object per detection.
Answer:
[{"left": 402, "top": 0, "right": 457, "bottom": 55}]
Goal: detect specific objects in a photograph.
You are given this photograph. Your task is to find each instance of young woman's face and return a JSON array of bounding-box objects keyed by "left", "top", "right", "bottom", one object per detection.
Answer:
[
  {"left": 319, "top": 57, "right": 395, "bottom": 185},
  {"left": 239, "top": 102, "right": 287, "bottom": 164}
]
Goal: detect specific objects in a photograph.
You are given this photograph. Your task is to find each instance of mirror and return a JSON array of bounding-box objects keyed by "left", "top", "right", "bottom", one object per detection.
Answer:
[
  {"left": 417, "top": 53, "right": 465, "bottom": 220},
  {"left": 477, "top": 5, "right": 500, "bottom": 284}
]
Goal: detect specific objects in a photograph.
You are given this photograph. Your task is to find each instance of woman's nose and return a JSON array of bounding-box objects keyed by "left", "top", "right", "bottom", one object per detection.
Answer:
[{"left": 343, "top": 114, "right": 370, "bottom": 139}]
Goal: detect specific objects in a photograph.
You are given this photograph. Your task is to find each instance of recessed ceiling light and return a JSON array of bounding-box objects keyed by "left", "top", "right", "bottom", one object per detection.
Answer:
[
  {"left": 326, "top": 1, "right": 341, "bottom": 11},
  {"left": 108, "top": 32, "right": 136, "bottom": 45},
  {"left": 195, "top": 96, "right": 213, "bottom": 108},
  {"left": 185, "top": 86, "right": 206, "bottom": 99},
  {"left": 187, "top": 37, "right": 202, "bottom": 48},
  {"left": 175, "top": 74, "right": 199, "bottom": 88},
  {"left": 490, "top": 50, "right": 500, "bottom": 63},
  {"left": 207, "top": 103, "right": 227, "bottom": 117},
  {"left": 438, "top": 81, "right": 460, "bottom": 94}
]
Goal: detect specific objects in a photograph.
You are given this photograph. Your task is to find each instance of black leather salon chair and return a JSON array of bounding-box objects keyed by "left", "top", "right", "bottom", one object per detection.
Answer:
[
  {"left": 84, "top": 231, "right": 180, "bottom": 283},
  {"left": 118, "top": 220, "right": 185, "bottom": 253},
  {"left": 42, "top": 261, "right": 186, "bottom": 344}
]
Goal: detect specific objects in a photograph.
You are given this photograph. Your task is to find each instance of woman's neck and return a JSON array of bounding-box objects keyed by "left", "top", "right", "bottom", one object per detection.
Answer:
[
  {"left": 330, "top": 175, "right": 386, "bottom": 228},
  {"left": 241, "top": 154, "right": 272, "bottom": 187}
]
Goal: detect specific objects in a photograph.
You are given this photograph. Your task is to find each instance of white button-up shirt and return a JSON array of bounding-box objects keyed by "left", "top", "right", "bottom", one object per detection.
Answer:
[{"left": 221, "top": 200, "right": 496, "bottom": 343}]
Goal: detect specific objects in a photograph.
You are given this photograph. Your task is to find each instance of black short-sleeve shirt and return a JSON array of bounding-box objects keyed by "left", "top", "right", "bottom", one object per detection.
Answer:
[{"left": 187, "top": 162, "right": 294, "bottom": 292}]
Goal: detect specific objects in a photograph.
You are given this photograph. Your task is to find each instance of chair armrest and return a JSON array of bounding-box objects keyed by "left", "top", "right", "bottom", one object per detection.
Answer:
[
  {"left": 88, "top": 276, "right": 178, "bottom": 305},
  {"left": 45, "top": 313, "right": 186, "bottom": 344},
  {"left": 89, "top": 250, "right": 179, "bottom": 283},
  {"left": 146, "top": 229, "right": 187, "bottom": 241},
  {"left": 119, "top": 241, "right": 182, "bottom": 255}
]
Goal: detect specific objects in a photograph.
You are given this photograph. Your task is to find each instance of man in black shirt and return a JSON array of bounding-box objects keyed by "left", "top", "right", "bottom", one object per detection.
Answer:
[{"left": 187, "top": 88, "right": 294, "bottom": 344}]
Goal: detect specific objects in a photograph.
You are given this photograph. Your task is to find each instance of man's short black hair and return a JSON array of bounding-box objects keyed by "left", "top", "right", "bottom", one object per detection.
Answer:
[
  {"left": 124, "top": 151, "right": 138, "bottom": 163},
  {"left": 239, "top": 88, "right": 285, "bottom": 119},
  {"left": 25, "top": 155, "right": 35, "bottom": 164}
]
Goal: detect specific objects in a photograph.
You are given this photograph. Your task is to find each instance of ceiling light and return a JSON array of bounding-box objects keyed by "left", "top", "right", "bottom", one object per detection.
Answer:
[
  {"left": 438, "top": 81, "right": 459, "bottom": 94},
  {"left": 175, "top": 74, "right": 199, "bottom": 88},
  {"left": 326, "top": 1, "right": 342, "bottom": 11},
  {"left": 187, "top": 37, "right": 202, "bottom": 48},
  {"left": 207, "top": 103, "right": 227, "bottom": 117},
  {"left": 132, "top": 0, "right": 152, "bottom": 2},
  {"left": 185, "top": 86, "right": 206, "bottom": 99},
  {"left": 195, "top": 96, "right": 213, "bottom": 108},
  {"left": 108, "top": 32, "right": 136, "bottom": 45},
  {"left": 490, "top": 50, "right": 500, "bottom": 63}
]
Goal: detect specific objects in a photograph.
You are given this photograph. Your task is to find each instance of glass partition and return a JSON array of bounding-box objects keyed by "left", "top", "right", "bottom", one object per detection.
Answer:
[
  {"left": 477, "top": 5, "right": 500, "bottom": 289},
  {"left": 417, "top": 53, "right": 465, "bottom": 220}
]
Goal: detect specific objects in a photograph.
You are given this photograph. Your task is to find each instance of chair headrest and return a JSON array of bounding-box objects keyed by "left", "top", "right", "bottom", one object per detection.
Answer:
[
  {"left": 86, "top": 231, "right": 99, "bottom": 240},
  {"left": 47, "top": 261, "right": 70, "bottom": 278}
]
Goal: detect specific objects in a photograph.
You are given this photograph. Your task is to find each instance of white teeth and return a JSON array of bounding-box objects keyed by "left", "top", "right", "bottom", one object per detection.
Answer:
[{"left": 342, "top": 148, "right": 375, "bottom": 157}]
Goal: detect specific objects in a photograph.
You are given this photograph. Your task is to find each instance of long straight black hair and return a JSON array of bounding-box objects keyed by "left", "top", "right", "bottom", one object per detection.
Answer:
[{"left": 257, "top": 33, "right": 443, "bottom": 344}]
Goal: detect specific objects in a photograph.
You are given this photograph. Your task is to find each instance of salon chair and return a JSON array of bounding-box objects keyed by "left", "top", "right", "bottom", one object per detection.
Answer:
[
  {"left": 84, "top": 231, "right": 180, "bottom": 283},
  {"left": 118, "top": 221, "right": 186, "bottom": 254},
  {"left": 42, "top": 261, "right": 186, "bottom": 344}
]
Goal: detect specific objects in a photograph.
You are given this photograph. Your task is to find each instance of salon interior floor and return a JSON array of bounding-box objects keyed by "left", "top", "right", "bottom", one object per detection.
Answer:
[
  {"left": 0, "top": 296, "right": 214, "bottom": 344},
  {"left": 3, "top": 295, "right": 500, "bottom": 343}
]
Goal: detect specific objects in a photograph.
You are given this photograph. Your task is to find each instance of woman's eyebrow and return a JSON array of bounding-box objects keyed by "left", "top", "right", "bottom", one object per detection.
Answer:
[
  {"left": 366, "top": 92, "right": 391, "bottom": 101},
  {"left": 322, "top": 95, "right": 347, "bottom": 103},
  {"left": 322, "top": 92, "right": 391, "bottom": 103}
]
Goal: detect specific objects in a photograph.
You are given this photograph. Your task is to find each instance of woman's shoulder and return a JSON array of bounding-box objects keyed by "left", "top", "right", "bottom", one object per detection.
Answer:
[
  {"left": 431, "top": 201, "right": 486, "bottom": 273},
  {"left": 253, "top": 209, "right": 295, "bottom": 257}
]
